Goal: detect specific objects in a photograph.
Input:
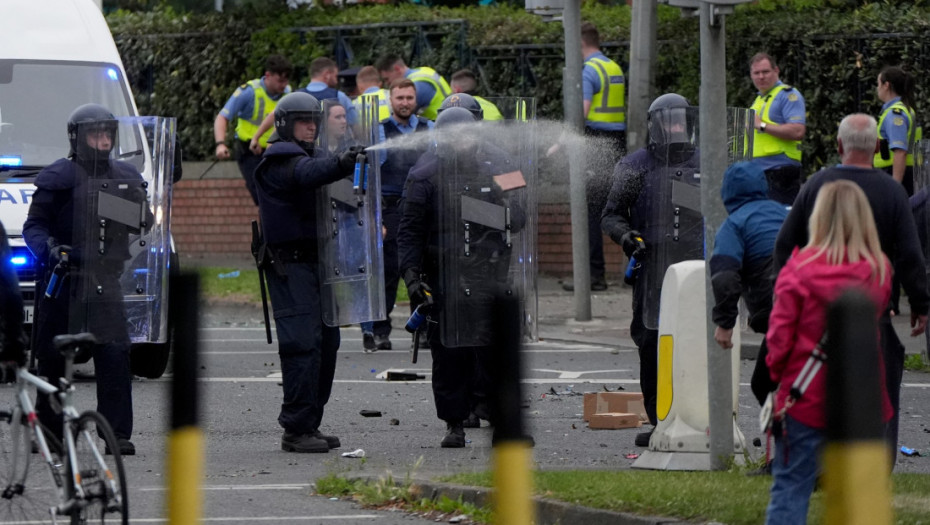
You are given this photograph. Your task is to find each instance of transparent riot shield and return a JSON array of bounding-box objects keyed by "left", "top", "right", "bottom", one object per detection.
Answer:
[
  {"left": 485, "top": 97, "right": 539, "bottom": 343},
  {"left": 914, "top": 139, "right": 930, "bottom": 265},
  {"left": 642, "top": 106, "right": 702, "bottom": 330},
  {"left": 727, "top": 107, "right": 754, "bottom": 164},
  {"left": 69, "top": 116, "right": 175, "bottom": 346},
  {"left": 436, "top": 104, "right": 536, "bottom": 348},
  {"left": 316, "top": 96, "right": 386, "bottom": 326}
]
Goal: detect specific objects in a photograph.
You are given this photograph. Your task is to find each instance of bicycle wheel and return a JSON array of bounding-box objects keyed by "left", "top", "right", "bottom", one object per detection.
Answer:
[
  {"left": 0, "top": 406, "right": 65, "bottom": 524},
  {"left": 67, "top": 411, "right": 128, "bottom": 525}
]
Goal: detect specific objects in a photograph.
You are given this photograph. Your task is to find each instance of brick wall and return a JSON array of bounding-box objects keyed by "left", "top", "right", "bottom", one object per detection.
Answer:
[{"left": 171, "top": 173, "right": 628, "bottom": 279}]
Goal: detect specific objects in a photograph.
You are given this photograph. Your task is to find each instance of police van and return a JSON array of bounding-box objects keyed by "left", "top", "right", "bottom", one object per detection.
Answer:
[{"left": 1, "top": 0, "right": 175, "bottom": 378}]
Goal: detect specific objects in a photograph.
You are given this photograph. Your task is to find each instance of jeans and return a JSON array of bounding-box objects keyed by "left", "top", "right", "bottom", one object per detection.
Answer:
[{"left": 765, "top": 415, "right": 824, "bottom": 525}]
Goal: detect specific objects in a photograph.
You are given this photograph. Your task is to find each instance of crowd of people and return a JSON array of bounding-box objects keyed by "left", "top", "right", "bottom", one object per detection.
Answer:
[{"left": 1, "top": 18, "right": 927, "bottom": 523}]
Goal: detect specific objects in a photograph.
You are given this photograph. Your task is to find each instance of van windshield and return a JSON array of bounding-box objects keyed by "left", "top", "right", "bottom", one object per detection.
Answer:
[{"left": 0, "top": 60, "right": 134, "bottom": 170}]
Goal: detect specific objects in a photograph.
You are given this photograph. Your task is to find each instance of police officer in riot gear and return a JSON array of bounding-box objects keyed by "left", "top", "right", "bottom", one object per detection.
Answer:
[
  {"left": 23, "top": 103, "right": 140, "bottom": 455},
  {"left": 253, "top": 91, "right": 363, "bottom": 453},
  {"left": 398, "top": 105, "right": 527, "bottom": 448},
  {"left": 601, "top": 93, "right": 701, "bottom": 448}
]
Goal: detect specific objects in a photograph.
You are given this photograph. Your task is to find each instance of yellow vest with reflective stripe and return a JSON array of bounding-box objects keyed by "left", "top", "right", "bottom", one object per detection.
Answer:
[
  {"left": 235, "top": 79, "right": 284, "bottom": 148},
  {"left": 408, "top": 67, "right": 451, "bottom": 121},
  {"left": 475, "top": 96, "right": 503, "bottom": 121},
  {"left": 357, "top": 88, "right": 392, "bottom": 122},
  {"left": 585, "top": 56, "right": 625, "bottom": 124},
  {"left": 874, "top": 101, "right": 918, "bottom": 168},
  {"left": 750, "top": 84, "right": 802, "bottom": 162}
]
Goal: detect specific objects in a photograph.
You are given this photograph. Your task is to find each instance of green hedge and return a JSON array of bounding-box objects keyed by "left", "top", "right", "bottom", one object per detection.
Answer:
[{"left": 109, "top": 1, "right": 930, "bottom": 172}]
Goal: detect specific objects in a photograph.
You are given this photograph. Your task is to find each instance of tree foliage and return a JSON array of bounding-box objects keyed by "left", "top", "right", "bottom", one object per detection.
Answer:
[{"left": 109, "top": 1, "right": 930, "bottom": 170}]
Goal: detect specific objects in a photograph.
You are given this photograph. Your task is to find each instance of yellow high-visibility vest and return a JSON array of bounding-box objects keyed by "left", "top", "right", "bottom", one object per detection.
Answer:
[
  {"left": 235, "top": 79, "right": 287, "bottom": 148},
  {"left": 874, "top": 101, "right": 919, "bottom": 168},
  {"left": 475, "top": 96, "right": 503, "bottom": 121},
  {"left": 585, "top": 56, "right": 625, "bottom": 125},
  {"left": 750, "top": 84, "right": 802, "bottom": 162},
  {"left": 408, "top": 66, "right": 451, "bottom": 121},
  {"left": 357, "top": 88, "right": 392, "bottom": 122}
]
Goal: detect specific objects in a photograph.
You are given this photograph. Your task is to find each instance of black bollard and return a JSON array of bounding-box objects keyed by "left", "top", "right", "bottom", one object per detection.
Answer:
[
  {"left": 489, "top": 293, "right": 534, "bottom": 525},
  {"left": 166, "top": 272, "right": 203, "bottom": 524},
  {"left": 823, "top": 289, "right": 890, "bottom": 525}
]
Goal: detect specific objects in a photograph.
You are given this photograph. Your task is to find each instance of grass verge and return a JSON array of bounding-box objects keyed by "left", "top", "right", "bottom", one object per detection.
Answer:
[
  {"left": 904, "top": 353, "right": 930, "bottom": 372},
  {"left": 195, "top": 266, "right": 409, "bottom": 305},
  {"left": 315, "top": 460, "right": 491, "bottom": 524},
  {"left": 432, "top": 468, "right": 930, "bottom": 525}
]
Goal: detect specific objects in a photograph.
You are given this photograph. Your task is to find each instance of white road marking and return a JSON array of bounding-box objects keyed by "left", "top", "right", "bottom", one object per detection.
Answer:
[
  {"left": 187, "top": 377, "right": 640, "bottom": 385},
  {"left": 532, "top": 368, "right": 630, "bottom": 378},
  {"left": 96, "top": 516, "right": 380, "bottom": 523},
  {"left": 139, "top": 483, "right": 311, "bottom": 491}
]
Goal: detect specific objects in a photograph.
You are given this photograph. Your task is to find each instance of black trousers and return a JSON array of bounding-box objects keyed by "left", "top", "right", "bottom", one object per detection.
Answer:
[
  {"left": 630, "top": 291, "right": 658, "bottom": 426},
  {"left": 429, "top": 336, "right": 492, "bottom": 424},
  {"left": 34, "top": 283, "right": 133, "bottom": 441},
  {"left": 236, "top": 140, "right": 262, "bottom": 206},
  {"left": 266, "top": 262, "right": 340, "bottom": 435},
  {"left": 763, "top": 164, "right": 803, "bottom": 206},
  {"left": 880, "top": 317, "right": 905, "bottom": 465}
]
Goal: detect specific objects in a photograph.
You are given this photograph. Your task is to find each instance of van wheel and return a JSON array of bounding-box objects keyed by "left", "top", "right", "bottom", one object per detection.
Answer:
[{"left": 130, "top": 335, "right": 172, "bottom": 379}]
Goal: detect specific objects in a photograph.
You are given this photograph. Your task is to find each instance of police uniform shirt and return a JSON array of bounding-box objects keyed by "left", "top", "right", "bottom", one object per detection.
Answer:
[
  {"left": 582, "top": 51, "right": 625, "bottom": 132},
  {"left": 219, "top": 77, "right": 291, "bottom": 140},
  {"left": 303, "top": 81, "right": 359, "bottom": 126},
  {"left": 879, "top": 96, "right": 911, "bottom": 153},
  {"left": 753, "top": 81, "right": 806, "bottom": 171}
]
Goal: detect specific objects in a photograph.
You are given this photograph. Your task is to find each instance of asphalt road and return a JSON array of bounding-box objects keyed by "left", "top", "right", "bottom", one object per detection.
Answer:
[{"left": 17, "top": 295, "right": 930, "bottom": 524}]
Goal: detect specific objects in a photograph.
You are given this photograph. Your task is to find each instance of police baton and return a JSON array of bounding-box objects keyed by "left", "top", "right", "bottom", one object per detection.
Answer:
[
  {"left": 250, "top": 221, "right": 273, "bottom": 345},
  {"left": 196, "top": 159, "right": 219, "bottom": 181}
]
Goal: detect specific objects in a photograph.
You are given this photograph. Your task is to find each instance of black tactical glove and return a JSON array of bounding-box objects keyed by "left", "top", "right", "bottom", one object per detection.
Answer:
[
  {"left": 404, "top": 268, "right": 433, "bottom": 303},
  {"left": 620, "top": 231, "right": 646, "bottom": 259},
  {"left": 47, "top": 241, "right": 72, "bottom": 267},
  {"left": 338, "top": 145, "right": 366, "bottom": 174}
]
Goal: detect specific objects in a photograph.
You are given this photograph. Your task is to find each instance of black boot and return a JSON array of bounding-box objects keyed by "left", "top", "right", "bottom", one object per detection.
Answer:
[{"left": 441, "top": 422, "right": 466, "bottom": 448}]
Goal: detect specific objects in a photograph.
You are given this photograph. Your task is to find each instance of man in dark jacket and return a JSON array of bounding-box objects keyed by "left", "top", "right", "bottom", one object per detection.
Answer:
[
  {"left": 601, "top": 93, "right": 701, "bottom": 448},
  {"left": 775, "top": 113, "right": 929, "bottom": 464},
  {"left": 0, "top": 221, "right": 26, "bottom": 370},
  {"left": 710, "top": 161, "right": 788, "bottom": 405},
  {"left": 397, "top": 106, "right": 527, "bottom": 448},
  {"left": 253, "top": 92, "right": 363, "bottom": 453},
  {"left": 24, "top": 104, "right": 141, "bottom": 455}
]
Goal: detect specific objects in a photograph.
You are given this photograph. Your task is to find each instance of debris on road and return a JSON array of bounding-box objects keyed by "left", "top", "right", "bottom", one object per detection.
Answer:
[
  {"left": 341, "top": 448, "right": 366, "bottom": 458},
  {"left": 360, "top": 410, "right": 382, "bottom": 417}
]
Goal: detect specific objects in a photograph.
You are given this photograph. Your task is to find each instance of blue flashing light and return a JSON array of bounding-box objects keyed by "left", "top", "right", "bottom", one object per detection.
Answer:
[
  {"left": 10, "top": 256, "right": 27, "bottom": 266},
  {"left": 107, "top": 68, "right": 119, "bottom": 81},
  {"left": 0, "top": 156, "right": 23, "bottom": 167}
]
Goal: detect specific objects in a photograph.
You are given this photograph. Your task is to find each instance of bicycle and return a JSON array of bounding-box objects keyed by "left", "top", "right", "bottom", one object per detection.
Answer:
[{"left": 0, "top": 332, "right": 128, "bottom": 524}]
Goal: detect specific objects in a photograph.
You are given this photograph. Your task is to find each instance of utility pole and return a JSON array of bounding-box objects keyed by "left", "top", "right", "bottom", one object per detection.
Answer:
[{"left": 627, "top": 0, "right": 656, "bottom": 152}]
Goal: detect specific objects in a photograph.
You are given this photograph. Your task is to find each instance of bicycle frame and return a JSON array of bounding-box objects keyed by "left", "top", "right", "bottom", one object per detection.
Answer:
[{"left": 4, "top": 358, "right": 115, "bottom": 517}]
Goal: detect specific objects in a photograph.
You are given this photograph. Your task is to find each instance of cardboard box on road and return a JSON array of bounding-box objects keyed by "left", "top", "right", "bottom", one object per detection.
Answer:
[
  {"left": 583, "top": 392, "right": 648, "bottom": 423},
  {"left": 588, "top": 412, "right": 642, "bottom": 430}
]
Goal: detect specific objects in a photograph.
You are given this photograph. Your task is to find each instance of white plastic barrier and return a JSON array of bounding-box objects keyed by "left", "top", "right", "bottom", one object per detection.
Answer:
[{"left": 632, "top": 260, "right": 747, "bottom": 471}]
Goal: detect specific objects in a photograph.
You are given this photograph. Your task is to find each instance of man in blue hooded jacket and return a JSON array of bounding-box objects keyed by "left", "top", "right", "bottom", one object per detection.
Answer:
[{"left": 709, "top": 161, "right": 788, "bottom": 406}]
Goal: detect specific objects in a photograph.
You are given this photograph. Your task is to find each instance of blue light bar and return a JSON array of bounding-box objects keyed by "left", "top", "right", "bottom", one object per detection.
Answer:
[
  {"left": 0, "top": 156, "right": 23, "bottom": 167},
  {"left": 107, "top": 68, "right": 119, "bottom": 81},
  {"left": 10, "top": 256, "right": 27, "bottom": 266}
]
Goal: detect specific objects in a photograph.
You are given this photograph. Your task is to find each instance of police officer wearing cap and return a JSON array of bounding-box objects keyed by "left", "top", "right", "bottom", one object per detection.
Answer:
[
  {"left": 360, "top": 78, "right": 434, "bottom": 352},
  {"left": 214, "top": 55, "right": 293, "bottom": 205},
  {"left": 876, "top": 66, "right": 919, "bottom": 196},
  {"left": 748, "top": 52, "right": 807, "bottom": 205},
  {"left": 24, "top": 104, "right": 140, "bottom": 455},
  {"left": 375, "top": 54, "right": 452, "bottom": 121},
  {"left": 601, "top": 93, "right": 700, "bottom": 448},
  {"left": 398, "top": 105, "right": 526, "bottom": 448},
  {"left": 253, "top": 92, "right": 364, "bottom": 454}
]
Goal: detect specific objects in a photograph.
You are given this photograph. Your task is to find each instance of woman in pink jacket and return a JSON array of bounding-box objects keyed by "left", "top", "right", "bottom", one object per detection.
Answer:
[{"left": 765, "top": 179, "right": 893, "bottom": 525}]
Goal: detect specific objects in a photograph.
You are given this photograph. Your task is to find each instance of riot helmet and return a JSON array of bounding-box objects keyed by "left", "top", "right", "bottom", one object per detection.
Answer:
[
  {"left": 273, "top": 92, "right": 322, "bottom": 150},
  {"left": 68, "top": 103, "right": 118, "bottom": 166},
  {"left": 647, "top": 93, "right": 696, "bottom": 163},
  {"left": 435, "top": 106, "right": 480, "bottom": 157},
  {"left": 438, "top": 93, "right": 483, "bottom": 121},
  {"left": 435, "top": 106, "right": 479, "bottom": 129}
]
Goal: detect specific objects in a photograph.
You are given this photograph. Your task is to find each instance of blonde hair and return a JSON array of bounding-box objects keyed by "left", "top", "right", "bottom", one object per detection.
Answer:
[{"left": 801, "top": 180, "right": 888, "bottom": 284}]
